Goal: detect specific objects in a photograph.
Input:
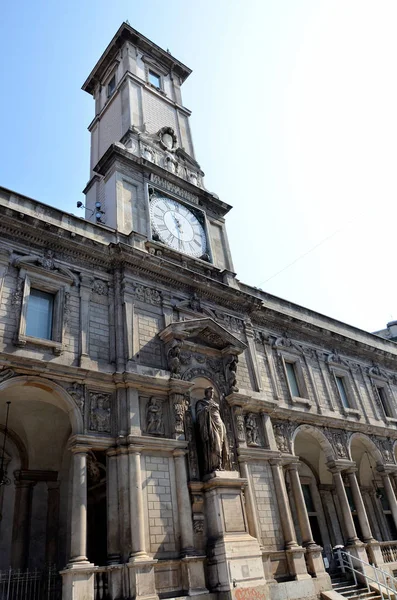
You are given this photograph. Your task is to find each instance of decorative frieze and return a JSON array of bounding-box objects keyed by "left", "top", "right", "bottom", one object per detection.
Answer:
[
  {"left": 135, "top": 284, "right": 161, "bottom": 305},
  {"left": 323, "top": 428, "right": 349, "bottom": 459}
]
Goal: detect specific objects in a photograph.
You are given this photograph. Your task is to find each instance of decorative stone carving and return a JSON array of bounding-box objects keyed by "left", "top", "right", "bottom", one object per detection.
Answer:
[
  {"left": 368, "top": 364, "right": 389, "bottom": 380},
  {"left": 37, "top": 249, "right": 55, "bottom": 270},
  {"left": 0, "top": 368, "right": 15, "bottom": 383},
  {"left": 185, "top": 406, "right": 199, "bottom": 480},
  {"left": 64, "top": 291, "right": 71, "bottom": 325},
  {"left": 150, "top": 174, "right": 199, "bottom": 205},
  {"left": 193, "top": 516, "right": 204, "bottom": 534},
  {"left": 245, "top": 413, "right": 260, "bottom": 446},
  {"left": 189, "top": 293, "right": 202, "bottom": 313},
  {"left": 226, "top": 355, "right": 239, "bottom": 393},
  {"left": 168, "top": 343, "right": 182, "bottom": 379},
  {"left": 89, "top": 392, "right": 111, "bottom": 433},
  {"left": 67, "top": 382, "right": 84, "bottom": 414},
  {"left": 372, "top": 436, "right": 395, "bottom": 464},
  {"left": 146, "top": 398, "right": 164, "bottom": 435},
  {"left": 196, "top": 387, "right": 230, "bottom": 474},
  {"left": 234, "top": 406, "right": 246, "bottom": 443},
  {"left": 159, "top": 127, "right": 177, "bottom": 152},
  {"left": 135, "top": 285, "right": 161, "bottom": 305},
  {"left": 11, "top": 277, "right": 24, "bottom": 312},
  {"left": 172, "top": 395, "right": 187, "bottom": 434},
  {"left": 273, "top": 421, "right": 295, "bottom": 454},
  {"left": 326, "top": 349, "right": 350, "bottom": 368},
  {"left": 323, "top": 428, "right": 349, "bottom": 459},
  {"left": 213, "top": 311, "right": 244, "bottom": 333},
  {"left": 92, "top": 279, "right": 108, "bottom": 296}
]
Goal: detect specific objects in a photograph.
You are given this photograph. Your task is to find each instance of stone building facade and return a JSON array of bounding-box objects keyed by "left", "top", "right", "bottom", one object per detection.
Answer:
[{"left": 1, "top": 21, "right": 397, "bottom": 600}]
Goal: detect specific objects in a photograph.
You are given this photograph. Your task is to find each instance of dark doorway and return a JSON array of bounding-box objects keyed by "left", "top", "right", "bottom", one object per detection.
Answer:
[{"left": 87, "top": 451, "right": 107, "bottom": 566}]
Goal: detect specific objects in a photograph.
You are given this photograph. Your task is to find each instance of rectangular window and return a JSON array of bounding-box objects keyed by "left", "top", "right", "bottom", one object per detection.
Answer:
[
  {"left": 285, "top": 361, "right": 300, "bottom": 397},
  {"left": 377, "top": 386, "right": 392, "bottom": 418},
  {"left": 149, "top": 70, "right": 161, "bottom": 88},
  {"left": 336, "top": 375, "right": 350, "bottom": 409},
  {"left": 25, "top": 288, "right": 54, "bottom": 340},
  {"left": 107, "top": 75, "right": 116, "bottom": 98},
  {"left": 302, "top": 484, "right": 315, "bottom": 513}
]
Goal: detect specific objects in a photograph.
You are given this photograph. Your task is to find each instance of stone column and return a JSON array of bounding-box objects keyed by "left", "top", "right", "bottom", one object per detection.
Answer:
[
  {"left": 68, "top": 447, "right": 90, "bottom": 565},
  {"left": 117, "top": 446, "right": 131, "bottom": 561},
  {"left": 270, "top": 459, "right": 310, "bottom": 580},
  {"left": 240, "top": 460, "right": 261, "bottom": 541},
  {"left": 107, "top": 449, "right": 121, "bottom": 564},
  {"left": 379, "top": 472, "right": 397, "bottom": 532},
  {"left": 287, "top": 463, "right": 316, "bottom": 547},
  {"left": 173, "top": 450, "right": 195, "bottom": 555},
  {"left": 128, "top": 446, "right": 148, "bottom": 560},
  {"left": 346, "top": 469, "right": 374, "bottom": 542},
  {"left": 286, "top": 463, "right": 326, "bottom": 578},
  {"left": 330, "top": 469, "right": 359, "bottom": 544},
  {"left": 318, "top": 485, "right": 344, "bottom": 547},
  {"left": 46, "top": 481, "right": 60, "bottom": 566},
  {"left": 11, "top": 479, "right": 35, "bottom": 568}
]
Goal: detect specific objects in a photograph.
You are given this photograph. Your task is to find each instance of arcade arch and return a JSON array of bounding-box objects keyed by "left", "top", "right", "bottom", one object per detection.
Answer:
[{"left": 0, "top": 376, "right": 80, "bottom": 570}]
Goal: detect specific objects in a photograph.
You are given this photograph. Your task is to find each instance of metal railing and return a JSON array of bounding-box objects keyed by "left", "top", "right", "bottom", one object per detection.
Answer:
[
  {"left": 336, "top": 548, "right": 397, "bottom": 600},
  {"left": 0, "top": 566, "right": 61, "bottom": 600},
  {"left": 379, "top": 543, "right": 397, "bottom": 564}
]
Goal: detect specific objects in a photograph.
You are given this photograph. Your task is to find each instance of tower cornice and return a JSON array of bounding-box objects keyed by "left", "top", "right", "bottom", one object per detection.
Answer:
[{"left": 82, "top": 21, "right": 192, "bottom": 95}]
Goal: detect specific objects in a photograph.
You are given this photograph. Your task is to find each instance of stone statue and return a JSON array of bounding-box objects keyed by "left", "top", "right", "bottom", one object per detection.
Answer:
[
  {"left": 146, "top": 398, "right": 164, "bottom": 435},
  {"left": 168, "top": 343, "right": 181, "bottom": 379},
  {"left": 245, "top": 413, "right": 260, "bottom": 446},
  {"left": 90, "top": 393, "right": 111, "bottom": 433},
  {"left": 227, "top": 355, "right": 239, "bottom": 393},
  {"left": 196, "top": 387, "right": 229, "bottom": 474}
]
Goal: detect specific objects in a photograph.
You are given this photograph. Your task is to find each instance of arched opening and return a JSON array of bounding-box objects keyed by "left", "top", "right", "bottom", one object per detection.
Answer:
[
  {"left": 350, "top": 434, "right": 394, "bottom": 541},
  {"left": 0, "top": 377, "right": 79, "bottom": 570},
  {"left": 292, "top": 426, "right": 339, "bottom": 567}
]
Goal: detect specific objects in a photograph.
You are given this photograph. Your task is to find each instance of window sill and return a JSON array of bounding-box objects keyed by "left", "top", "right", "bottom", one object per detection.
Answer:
[
  {"left": 343, "top": 408, "right": 361, "bottom": 419},
  {"left": 291, "top": 396, "right": 312, "bottom": 409},
  {"left": 16, "top": 335, "right": 63, "bottom": 355}
]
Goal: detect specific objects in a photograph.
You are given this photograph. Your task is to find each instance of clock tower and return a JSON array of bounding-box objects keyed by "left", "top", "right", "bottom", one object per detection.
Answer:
[{"left": 83, "top": 22, "right": 235, "bottom": 274}]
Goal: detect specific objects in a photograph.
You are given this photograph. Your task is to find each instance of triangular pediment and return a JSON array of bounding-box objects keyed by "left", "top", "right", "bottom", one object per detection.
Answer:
[{"left": 159, "top": 318, "right": 247, "bottom": 355}]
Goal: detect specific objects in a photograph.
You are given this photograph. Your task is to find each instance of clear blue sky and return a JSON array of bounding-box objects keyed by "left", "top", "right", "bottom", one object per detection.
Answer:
[{"left": 1, "top": 1, "right": 397, "bottom": 334}]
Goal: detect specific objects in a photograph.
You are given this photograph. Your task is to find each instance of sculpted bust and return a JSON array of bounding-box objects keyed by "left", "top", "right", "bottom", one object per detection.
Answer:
[{"left": 196, "top": 387, "right": 229, "bottom": 474}]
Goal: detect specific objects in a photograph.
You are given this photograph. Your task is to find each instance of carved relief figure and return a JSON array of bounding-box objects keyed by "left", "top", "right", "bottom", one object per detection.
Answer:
[
  {"left": 67, "top": 382, "right": 84, "bottom": 414},
  {"left": 273, "top": 423, "right": 290, "bottom": 454},
  {"left": 196, "top": 387, "right": 229, "bottom": 474},
  {"left": 89, "top": 393, "right": 111, "bottom": 433},
  {"left": 227, "top": 355, "right": 239, "bottom": 393},
  {"left": 146, "top": 398, "right": 164, "bottom": 435},
  {"left": 38, "top": 249, "right": 55, "bottom": 270},
  {"left": 234, "top": 407, "right": 246, "bottom": 443},
  {"left": 168, "top": 343, "right": 181, "bottom": 379},
  {"left": 245, "top": 413, "right": 260, "bottom": 446}
]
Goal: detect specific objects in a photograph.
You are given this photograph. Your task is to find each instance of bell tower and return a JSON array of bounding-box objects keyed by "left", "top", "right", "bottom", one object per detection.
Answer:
[{"left": 82, "top": 22, "right": 235, "bottom": 274}]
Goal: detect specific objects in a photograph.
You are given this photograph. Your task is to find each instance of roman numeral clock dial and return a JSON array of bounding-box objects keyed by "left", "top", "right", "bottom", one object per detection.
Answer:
[{"left": 149, "top": 196, "right": 207, "bottom": 259}]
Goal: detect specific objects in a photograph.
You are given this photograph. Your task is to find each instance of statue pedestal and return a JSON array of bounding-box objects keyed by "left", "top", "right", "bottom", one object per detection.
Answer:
[{"left": 203, "top": 472, "right": 266, "bottom": 600}]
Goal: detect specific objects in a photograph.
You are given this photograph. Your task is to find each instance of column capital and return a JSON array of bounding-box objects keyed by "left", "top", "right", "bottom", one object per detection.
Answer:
[
  {"left": 173, "top": 449, "right": 188, "bottom": 458},
  {"left": 285, "top": 460, "right": 300, "bottom": 472},
  {"left": 128, "top": 444, "right": 143, "bottom": 455},
  {"left": 69, "top": 444, "right": 90, "bottom": 455},
  {"left": 269, "top": 458, "right": 282, "bottom": 467},
  {"left": 346, "top": 467, "right": 359, "bottom": 475},
  {"left": 106, "top": 447, "right": 118, "bottom": 458}
]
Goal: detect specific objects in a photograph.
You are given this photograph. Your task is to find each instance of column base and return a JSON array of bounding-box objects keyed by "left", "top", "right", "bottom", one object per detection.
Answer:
[
  {"left": 61, "top": 566, "right": 95, "bottom": 600},
  {"left": 305, "top": 544, "right": 327, "bottom": 577},
  {"left": 128, "top": 558, "right": 159, "bottom": 600},
  {"left": 181, "top": 556, "right": 208, "bottom": 596},
  {"left": 285, "top": 547, "right": 312, "bottom": 580},
  {"left": 65, "top": 560, "right": 94, "bottom": 569},
  {"left": 366, "top": 540, "right": 383, "bottom": 567}
]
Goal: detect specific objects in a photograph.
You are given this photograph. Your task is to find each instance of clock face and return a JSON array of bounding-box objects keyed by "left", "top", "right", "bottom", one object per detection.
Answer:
[{"left": 150, "top": 196, "right": 207, "bottom": 258}]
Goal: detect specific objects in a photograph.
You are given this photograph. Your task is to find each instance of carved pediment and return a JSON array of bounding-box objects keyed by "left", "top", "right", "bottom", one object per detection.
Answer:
[{"left": 159, "top": 318, "right": 247, "bottom": 355}]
